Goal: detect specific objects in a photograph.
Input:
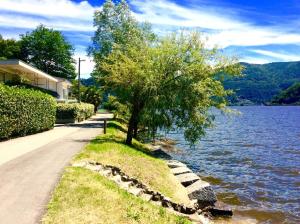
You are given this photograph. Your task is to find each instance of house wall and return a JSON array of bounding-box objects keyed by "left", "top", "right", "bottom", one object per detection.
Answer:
[
  {"left": 57, "top": 83, "right": 64, "bottom": 99},
  {"left": 0, "top": 73, "right": 14, "bottom": 82},
  {"left": 56, "top": 82, "right": 69, "bottom": 99},
  {"left": 36, "top": 78, "right": 57, "bottom": 92},
  {"left": 48, "top": 80, "right": 57, "bottom": 92},
  {"left": 36, "top": 78, "right": 46, "bottom": 89}
]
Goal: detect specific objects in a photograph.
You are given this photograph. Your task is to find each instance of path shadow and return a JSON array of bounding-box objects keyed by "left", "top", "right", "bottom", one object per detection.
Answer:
[{"left": 64, "top": 122, "right": 104, "bottom": 129}]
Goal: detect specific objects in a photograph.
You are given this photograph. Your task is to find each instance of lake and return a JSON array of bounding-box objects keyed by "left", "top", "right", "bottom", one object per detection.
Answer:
[{"left": 165, "top": 106, "right": 300, "bottom": 224}]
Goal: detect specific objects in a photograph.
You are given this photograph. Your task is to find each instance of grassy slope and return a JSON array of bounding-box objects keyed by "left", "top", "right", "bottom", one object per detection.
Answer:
[{"left": 43, "top": 121, "right": 191, "bottom": 224}]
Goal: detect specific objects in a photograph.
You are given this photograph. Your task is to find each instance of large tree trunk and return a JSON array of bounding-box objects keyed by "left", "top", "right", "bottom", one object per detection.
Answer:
[
  {"left": 126, "top": 104, "right": 138, "bottom": 145},
  {"left": 133, "top": 120, "right": 138, "bottom": 138},
  {"left": 126, "top": 114, "right": 135, "bottom": 145},
  {"left": 126, "top": 100, "right": 144, "bottom": 145}
]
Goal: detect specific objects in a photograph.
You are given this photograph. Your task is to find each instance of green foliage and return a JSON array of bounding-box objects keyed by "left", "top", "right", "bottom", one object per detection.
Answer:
[
  {"left": 91, "top": 1, "right": 242, "bottom": 144},
  {"left": 271, "top": 82, "right": 300, "bottom": 105},
  {"left": 20, "top": 25, "right": 76, "bottom": 80},
  {"left": 224, "top": 61, "right": 300, "bottom": 104},
  {"left": 81, "top": 86, "right": 103, "bottom": 113},
  {"left": 5, "top": 79, "right": 59, "bottom": 98},
  {"left": 71, "top": 80, "right": 103, "bottom": 113},
  {"left": 56, "top": 103, "right": 95, "bottom": 123},
  {"left": 0, "top": 35, "right": 21, "bottom": 60},
  {"left": 103, "top": 95, "right": 130, "bottom": 119},
  {"left": 0, "top": 83, "right": 56, "bottom": 140},
  {"left": 88, "top": 0, "right": 155, "bottom": 81}
]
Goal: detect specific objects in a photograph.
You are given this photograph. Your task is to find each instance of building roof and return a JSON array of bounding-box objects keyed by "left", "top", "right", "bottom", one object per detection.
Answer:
[{"left": 0, "top": 60, "right": 70, "bottom": 83}]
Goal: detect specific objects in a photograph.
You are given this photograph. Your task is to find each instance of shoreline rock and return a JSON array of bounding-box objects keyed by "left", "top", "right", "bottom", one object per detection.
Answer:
[{"left": 152, "top": 148, "right": 232, "bottom": 220}]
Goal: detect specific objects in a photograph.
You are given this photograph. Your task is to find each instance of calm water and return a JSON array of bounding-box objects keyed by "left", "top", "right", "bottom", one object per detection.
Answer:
[{"left": 166, "top": 106, "right": 300, "bottom": 224}]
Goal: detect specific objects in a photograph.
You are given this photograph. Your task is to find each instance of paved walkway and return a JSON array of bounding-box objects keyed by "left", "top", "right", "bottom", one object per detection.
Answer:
[{"left": 0, "top": 113, "right": 113, "bottom": 224}]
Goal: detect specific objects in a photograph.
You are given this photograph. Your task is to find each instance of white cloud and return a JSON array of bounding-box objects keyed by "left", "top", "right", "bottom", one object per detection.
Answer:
[
  {"left": 1, "top": 0, "right": 300, "bottom": 71},
  {"left": 130, "top": 0, "right": 300, "bottom": 48},
  {"left": 0, "top": 0, "right": 98, "bottom": 21},
  {"left": 250, "top": 50, "right": 300, "bottom": 62},
  {"left": 0, "top": 14, "right": 94, "bottom": 31},
  {"left": 2, "top": 0, "right": 300, "bottom": 49},
  {"left": 0, "top": 0, "right": 98, "bottom": 31},
  {"left": 208, "top": 29, "right": 300, "bottom": 48},
  {"left": 131, "top": 0, "right": 246, "bottom": 30}
]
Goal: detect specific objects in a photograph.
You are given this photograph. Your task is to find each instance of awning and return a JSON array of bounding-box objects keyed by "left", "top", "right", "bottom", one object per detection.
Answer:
[{"left": 0, "top": 59, "right": 59, "bottom": 82}]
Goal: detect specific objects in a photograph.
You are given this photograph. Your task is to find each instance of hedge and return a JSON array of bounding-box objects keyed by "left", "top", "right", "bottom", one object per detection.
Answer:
[
  {"left": 4, "top": 81, "right": 59, "bottom": 98},
  {"left": 0, "top": 83, "right": 56, "bottom": 140},
  {"left": 56, "top": 103, "right": 94, "bottom": 123}
]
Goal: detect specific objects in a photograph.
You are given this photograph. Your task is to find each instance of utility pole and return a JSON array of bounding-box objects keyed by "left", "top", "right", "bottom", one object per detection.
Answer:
[{"left": 78, "top": 57, "right": 86, "bottom": 103}]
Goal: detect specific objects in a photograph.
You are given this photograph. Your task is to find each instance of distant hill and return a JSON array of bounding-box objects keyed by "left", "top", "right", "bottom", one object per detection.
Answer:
[
  {"left": 270, "top": 82, "right": 300, "bottom": 105},
  {"left": 81, "top": 77, "right": 97, "bottom": 86},
  {"left": 224, "top": 61, "right": 300, "bottom": 104}
]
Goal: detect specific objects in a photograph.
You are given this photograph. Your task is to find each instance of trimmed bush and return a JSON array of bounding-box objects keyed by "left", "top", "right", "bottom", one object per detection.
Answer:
[
  {"left": 5, "top": 81, "right": 59, "bottom": 98},
  {"left": 56, "top": 103, "right": 94, "bottom": 123},
  {"left": 0, "top": 83, "right": 56, "bottom": 140}
]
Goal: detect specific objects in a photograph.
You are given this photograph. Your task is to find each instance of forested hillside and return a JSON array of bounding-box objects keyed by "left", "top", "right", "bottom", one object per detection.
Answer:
[
  {"left": 270, "top": 82, "right": 300, "bottom": 105},
  {"left": 224, "top": 61, "right": 300, "bottom": 104}
]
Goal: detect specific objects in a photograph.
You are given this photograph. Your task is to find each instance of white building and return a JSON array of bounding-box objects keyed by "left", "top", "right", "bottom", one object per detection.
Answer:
[{"left": 0, "top": 60, "right": 71, "bottom": 100}]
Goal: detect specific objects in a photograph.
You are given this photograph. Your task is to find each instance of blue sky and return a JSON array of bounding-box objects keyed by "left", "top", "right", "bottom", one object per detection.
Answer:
[{"left": 1, "top": 0, "right": 300, "bottom": 77}]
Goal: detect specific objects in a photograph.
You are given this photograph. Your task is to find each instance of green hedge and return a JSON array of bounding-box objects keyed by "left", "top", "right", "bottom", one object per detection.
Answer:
[
  {"left": 0, "top": 83, "right": 56, "bottom": 140},
  {"left": 56, "top": 103, "right": 94, "bottom": 123}
]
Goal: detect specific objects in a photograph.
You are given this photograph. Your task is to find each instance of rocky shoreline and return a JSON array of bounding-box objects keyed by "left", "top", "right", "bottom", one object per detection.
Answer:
[{"left": 152, "top": 148, "right": 233, "bottom": 219}]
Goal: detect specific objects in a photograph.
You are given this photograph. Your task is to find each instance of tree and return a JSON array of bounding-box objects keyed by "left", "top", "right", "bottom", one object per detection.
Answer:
[
  {"left": 0, "top": 35, "right": 21, "bottom": 60},
  {"left": 81, "top": 86, "right": 103, "bottom": 113},
  {"left": 20, "top": 25, "right": 76, "bottom": 80},
  {"left": 91, "top": 0, "right": 242, "bottom": 145},
  {"left": 71, "top": 80, "right": 103, "bottom": 113},
  {"left": 88, "top": 0, "right": 155, "bottom": 81},
  {"left": 103, "top": 95, "right": 130, "bottom": 120},
  {"left": 271, "top": 82, "right": 300, "bottom": 105}
]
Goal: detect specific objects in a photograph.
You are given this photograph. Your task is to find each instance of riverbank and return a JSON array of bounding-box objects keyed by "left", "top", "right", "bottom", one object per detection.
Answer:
[{"left": 42, "top": 121, "right": 194, "bottom": 224}]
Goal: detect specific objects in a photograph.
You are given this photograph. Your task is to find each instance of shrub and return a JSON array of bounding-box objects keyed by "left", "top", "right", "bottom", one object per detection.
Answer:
[
  {"left": 71, "top": 81, "right": 102, "bottom": 113},
  {"left": 103, "top": 95, "right": 130, "bottom": 120},
  {"left": 56, "top": 103, "right": 94, "bottom": 123},
  {"left": 5, "top": 80, "right": 59, "bottom": 98},
  {"left": 0, "top": 83, "right": 56, "bottom": 140}
]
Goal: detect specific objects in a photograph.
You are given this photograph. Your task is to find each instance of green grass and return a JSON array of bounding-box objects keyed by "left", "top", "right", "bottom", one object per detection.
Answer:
[
  {"left": 43, "top": 167, "right": 190, "bottom": 224},
  {"left": 75, "top": 121, "right": 190, "bottom": 205},
  {"left": 43, "top": 121, "right": 191, "bottom": 224}
]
